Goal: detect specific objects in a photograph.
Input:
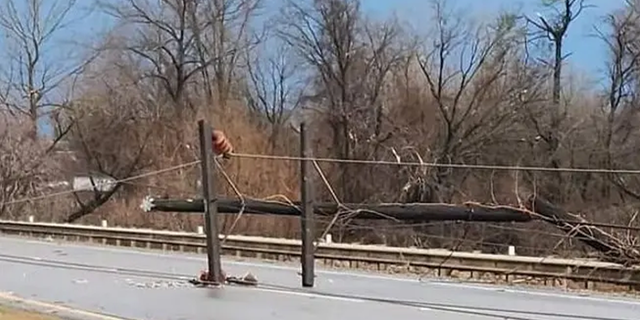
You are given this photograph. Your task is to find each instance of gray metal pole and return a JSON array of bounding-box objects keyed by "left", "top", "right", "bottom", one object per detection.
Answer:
[
  {"left": 299, "top": 122, "right": 315, "bottom": 287},
  {"left": 198, "top": 120, "right": 223, "bottom": 284}
]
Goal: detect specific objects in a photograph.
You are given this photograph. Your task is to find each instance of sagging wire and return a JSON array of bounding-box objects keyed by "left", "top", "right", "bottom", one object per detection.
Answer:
[
  {"left": 214, "top": 156, "right": 246, "bottom": 245},
  {"left": 0, "top": 160, "right": 202, "bottom": 206},
  {"left": 229, "top": 152, "right": 640, "bottom": 175}
]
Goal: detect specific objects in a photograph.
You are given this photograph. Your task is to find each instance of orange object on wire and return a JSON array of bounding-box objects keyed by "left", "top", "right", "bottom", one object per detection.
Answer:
[{"left": 212, "top": 130, "right": 233, "bottom": 157}]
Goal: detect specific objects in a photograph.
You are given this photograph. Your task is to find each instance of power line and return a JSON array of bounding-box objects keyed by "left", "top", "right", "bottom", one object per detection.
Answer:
[
  {"left": 229, "top": 152, "right": 640, "bottom": 174},
  {"left": 228, "top": 152, "right": 640, "bottom": 230},
  {"left": 0, "top": 252, "right": 192, "bottom": 282},
  {"left": 0, "top": 160, "right": 201, "bottom": 206}
]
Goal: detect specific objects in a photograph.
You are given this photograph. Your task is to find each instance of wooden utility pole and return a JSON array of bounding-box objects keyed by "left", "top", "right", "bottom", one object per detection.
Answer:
[
  {"left": 146, "top": 198, "right": 534, "bottom": 222},
  {"left": 198, "top": 120, "right": 223, "bottom": 284},
  {"left": 299, "top": 122, "right": 315, "bottom": 287}
]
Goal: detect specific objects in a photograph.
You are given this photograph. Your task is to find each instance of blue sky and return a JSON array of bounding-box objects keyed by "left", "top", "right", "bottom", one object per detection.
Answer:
[
  {"left": 61, "top": 0, "right": 626, "bottom": 86},
  {"left": 50, "top": 0, "right": 628, "bottom": 80},
  {"left": 28, "top": 0, "right": 626, "bottom": 136},
  {"left": 362, "top": 0, "right": 625, "bottom": 84}
]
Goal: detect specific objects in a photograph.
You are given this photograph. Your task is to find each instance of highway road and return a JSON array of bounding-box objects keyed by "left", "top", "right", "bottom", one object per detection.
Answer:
[{"left": 0, "top": 235, "right": 638, "bottom": 320}]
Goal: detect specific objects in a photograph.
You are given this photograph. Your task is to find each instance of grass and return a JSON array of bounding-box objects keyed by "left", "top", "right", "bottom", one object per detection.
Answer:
[{"left": 0, "top": 306, "right": 60, "bottom": 320}]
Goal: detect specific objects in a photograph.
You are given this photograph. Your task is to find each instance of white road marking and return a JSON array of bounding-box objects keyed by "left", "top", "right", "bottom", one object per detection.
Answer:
[
  {"left": 255, "top": 288, "right": 365, "bottom": 303},
  {"left": 2, "top": 235, "right": 640, "bottom": 307},
  {"left": 426, "top": 281, "right": 640, "bottom": 306},
  {"left": 0, "top": 291, "right": 126, "bottom": 320}
]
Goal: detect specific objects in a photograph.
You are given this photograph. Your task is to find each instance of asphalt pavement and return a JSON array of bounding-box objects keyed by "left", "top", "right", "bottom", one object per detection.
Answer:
[{"left": 0, "top": 235, "right": 638, "bottom": 320}]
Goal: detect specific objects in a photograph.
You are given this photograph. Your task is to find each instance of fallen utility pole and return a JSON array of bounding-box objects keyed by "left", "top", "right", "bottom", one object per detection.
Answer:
[
  {"left": 526, "top": 195, "right": 640, "bottom": 265},
  {"left": 141, "top": 197, "right": 532, "bottom": 222}
]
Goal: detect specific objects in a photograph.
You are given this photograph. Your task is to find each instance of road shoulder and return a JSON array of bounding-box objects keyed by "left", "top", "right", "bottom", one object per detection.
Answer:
[{"left": 0, "top": 293, "right": 127, "bottom": 320}]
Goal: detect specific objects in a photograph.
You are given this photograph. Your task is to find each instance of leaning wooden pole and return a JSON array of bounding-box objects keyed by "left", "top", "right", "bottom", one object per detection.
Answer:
[
  {"left": 198, "top": 120, "right": 223, "bottom": 284},
  {"left": 299, "top": 122, "right": 315, "bottom": 287}
]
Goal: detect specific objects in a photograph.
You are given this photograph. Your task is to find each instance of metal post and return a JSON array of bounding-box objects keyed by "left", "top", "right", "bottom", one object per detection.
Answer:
[
  {"left": 299, "top": 122, "right": 315, "bottom": 287},
  {"left": 198, "top": 120, "right": 223, "bottom": 284}
]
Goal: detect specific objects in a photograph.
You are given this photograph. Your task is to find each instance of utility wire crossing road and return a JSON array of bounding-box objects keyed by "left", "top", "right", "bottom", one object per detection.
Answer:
[{"left": 0, "top": 235, "right": 638, "bottom": 320}]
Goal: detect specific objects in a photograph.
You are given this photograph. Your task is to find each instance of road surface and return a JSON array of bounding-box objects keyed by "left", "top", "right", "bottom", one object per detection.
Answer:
[{"left": 0, "top": 235, "right": 638, "bottom": 320}]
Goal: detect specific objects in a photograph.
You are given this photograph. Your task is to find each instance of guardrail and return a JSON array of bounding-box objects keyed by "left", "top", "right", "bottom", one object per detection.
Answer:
[{"left": 1, "top": 219, "right": 639, "bottom": 293}]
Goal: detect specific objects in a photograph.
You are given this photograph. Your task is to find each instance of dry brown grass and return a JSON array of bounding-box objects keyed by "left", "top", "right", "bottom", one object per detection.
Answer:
[
  {"left": 48, "top": 102, "right": 304, "bottom": 239},
  {"left": 0, "top": 306, "right": 59, "bottom": 320}
]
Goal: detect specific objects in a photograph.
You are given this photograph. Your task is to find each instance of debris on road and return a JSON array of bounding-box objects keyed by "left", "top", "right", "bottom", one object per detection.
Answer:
[
  {"left": 123, "top": 278, "right": 192, "bottom": 289},
  {"left": 189, "top": 270, "right": 258, "bottom": 287}
]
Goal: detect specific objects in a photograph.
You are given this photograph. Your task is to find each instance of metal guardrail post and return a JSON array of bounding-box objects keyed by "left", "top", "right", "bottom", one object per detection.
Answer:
[
  {"left": 198, "top": 120, "right": 223, "bottom": 284},
  {"left": 300, "top": 122, "right": 315, "bottom": 287}
]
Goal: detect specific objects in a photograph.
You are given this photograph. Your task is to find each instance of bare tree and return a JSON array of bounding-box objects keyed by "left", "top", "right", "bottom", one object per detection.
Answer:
[
  {"left": 243, "top": 39, "right": 307, "bottom": 149},
  {"left": 524, "top": 0, "right": 590, "bottom": 201},
  {"left": 411, "top": 1, "right": 533, "bottom": 202},
  {"left": 277, "top": 0, "right": 406, "bottom": 201},
  {"left": 0, "top": 0, "right": 92, "bottom": 140},
  {"left": 595, "top": 1, "right": 640, "bottom": 200},
  {"left": 101, "top": 0, "right": 261, "bottom": 114},
  {"left": 195, "top": 0, "right": 263, "bottom": 108},
  {"left": 100, "top": 0, "right": 203, "bottom": 115},
  {"left": 0, "top": 114, "right": 54, "bottom": 218},
  {"left": 527, "top": 0, "right": 589, "bottom": 107},
  {"left": 56, "top": 76, "right": 155, "bottom": 223}
]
